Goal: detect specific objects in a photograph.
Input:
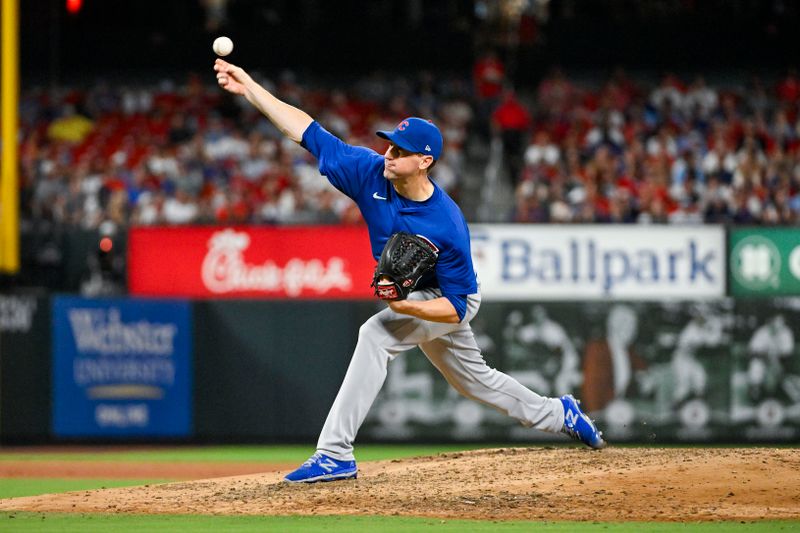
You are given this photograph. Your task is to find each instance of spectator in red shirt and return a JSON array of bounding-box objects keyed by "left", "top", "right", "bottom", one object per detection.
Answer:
[
  {"left": 473, "top": 50, "right": 505, "bottom": 101},
  {"left": 492, "top": 88, "right": 532, "bottom": 187},
  {"left": 472, "top": 50, "right": 506, "bottom": 139},
  {"left": 776, "top": 67, "right": 800, "bottom": 104},
  {"left": 537, "top": 67, "right": 576, "bottom": 117}
]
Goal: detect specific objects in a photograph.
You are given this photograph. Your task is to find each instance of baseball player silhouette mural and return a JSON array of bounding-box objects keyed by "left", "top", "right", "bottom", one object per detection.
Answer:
[{"left": 214, "top": 58, "right": 606, "bottom": 483}]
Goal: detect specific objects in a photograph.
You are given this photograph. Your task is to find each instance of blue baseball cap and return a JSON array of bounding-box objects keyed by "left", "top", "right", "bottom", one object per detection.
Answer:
[{"left": 376, "top": 117, "right": 443, "bottom": 160}]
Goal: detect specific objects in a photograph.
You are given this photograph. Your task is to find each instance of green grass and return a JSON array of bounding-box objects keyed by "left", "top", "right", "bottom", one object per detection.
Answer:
[
  {"left": 0, "top": 444, "right": 510, "bottom": 463},
  {"left": 1, "top": 444, "right": 795, "bottom": 464},
  {"left": 0, "top": 513, "right": 796, "bottom": 532},
  {"left": 0, "top": 479, "right": 170, "bottom": 499}
]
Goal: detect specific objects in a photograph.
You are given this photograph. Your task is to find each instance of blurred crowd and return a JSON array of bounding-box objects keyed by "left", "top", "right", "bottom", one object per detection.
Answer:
[
  {"left": 19, "top": 61, "right": 800, "bottom": 230},
  {"left": 21, "top": 71, "right": 473, "bottom": 234},
  {"left": 500, "top": 66, "right": 800, "bottom": 225}
]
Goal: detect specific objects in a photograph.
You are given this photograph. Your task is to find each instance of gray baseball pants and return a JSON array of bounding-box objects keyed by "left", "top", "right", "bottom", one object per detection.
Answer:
[{"left": 317, "top": 288, "right": 565, "bottom": 461}]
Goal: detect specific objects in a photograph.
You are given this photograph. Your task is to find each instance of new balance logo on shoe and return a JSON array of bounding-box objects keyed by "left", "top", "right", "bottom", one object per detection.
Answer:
[
  {"left": 565, "top": 408, "right": 579, "bottom": 427},
  {"left": 373, "top": 192, "right": 387, "bottom": 200},
  {"left": 317, "top": 457, "right": 339, "bottom": 473}
]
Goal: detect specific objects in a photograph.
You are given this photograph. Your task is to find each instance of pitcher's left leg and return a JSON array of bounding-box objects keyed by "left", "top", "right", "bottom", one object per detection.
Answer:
[
  {"left": 419, "top": 329, "right": 564, "bottom": 433},
  {"left": 421, "top": 329, "right": 606, "bottom": 448}
]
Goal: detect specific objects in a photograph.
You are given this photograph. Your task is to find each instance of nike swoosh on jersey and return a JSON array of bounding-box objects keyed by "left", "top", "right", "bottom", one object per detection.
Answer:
[{"left": 373, "top": 192, "right": 387, "bottom": 200}]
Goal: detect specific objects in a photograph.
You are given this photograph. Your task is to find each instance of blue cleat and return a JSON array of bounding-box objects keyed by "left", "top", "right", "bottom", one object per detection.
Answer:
[
  {"left": 283, "top": 452, "right": 358, "bottom": 483},
  {"left": 560, "top": 394, "right": 607, "bottom": 449}
]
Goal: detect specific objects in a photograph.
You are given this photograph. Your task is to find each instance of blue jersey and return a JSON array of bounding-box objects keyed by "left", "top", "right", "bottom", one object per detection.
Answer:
[{"left": 301, "top": 121, "right": 478, "bottom": 321}]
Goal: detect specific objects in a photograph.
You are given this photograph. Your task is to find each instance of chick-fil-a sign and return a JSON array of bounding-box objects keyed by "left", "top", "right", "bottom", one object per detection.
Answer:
[{"left": 128, "top": 226, "right": 375, "bottom": 299}]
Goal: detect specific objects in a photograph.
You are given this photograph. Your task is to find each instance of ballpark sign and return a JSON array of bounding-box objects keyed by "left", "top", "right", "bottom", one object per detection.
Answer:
[
  {"left": 128, "top": 226, "right": 374, "bottom": 299},
  {"left": 730, "top": 228, "right": 800, "bottom": 296},
  {"left": 469, "top": 225, "right": 726, "bottom": 300}
]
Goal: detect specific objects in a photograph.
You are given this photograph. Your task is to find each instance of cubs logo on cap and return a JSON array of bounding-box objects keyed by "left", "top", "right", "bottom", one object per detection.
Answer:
[{"left": 376, "top": 117, "right": 443, "bottom": 160}]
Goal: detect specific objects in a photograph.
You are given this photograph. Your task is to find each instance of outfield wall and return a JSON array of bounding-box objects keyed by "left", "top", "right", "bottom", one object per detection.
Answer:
[
  {"left": 2, "top": 295, "right": 799, "bottom": 444},
  {"left": 1, "top": 224, "right": 798, "bottom": 444},
  {"left": 0, "top": 294, "right": 50, "bottom": 441}
]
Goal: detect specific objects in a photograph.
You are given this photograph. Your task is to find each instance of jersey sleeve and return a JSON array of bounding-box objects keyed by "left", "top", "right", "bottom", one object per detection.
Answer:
[
  {"left": 435, "top": 216, "right": 478, "bottom": 323},
  {"left": 437, "top": 249, "right": 475, "bottom": 322},
  {"left": 300, "top": 121, "right": 384, "bottom": 199},
  {"left": 443, "top": 294, "right": 468, "bottom": 322},
  {"left": 436, "top": 247, "right": 478, "bottom": 322}
]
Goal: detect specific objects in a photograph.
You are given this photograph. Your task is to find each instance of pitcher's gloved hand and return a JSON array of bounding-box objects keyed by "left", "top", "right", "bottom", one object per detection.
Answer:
[{"left": 371, "top": 232, "right": 438, "bottom": 301}]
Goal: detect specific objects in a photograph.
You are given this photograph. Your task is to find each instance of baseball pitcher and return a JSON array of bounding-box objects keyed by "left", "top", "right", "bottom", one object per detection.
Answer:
[{"left": 214, "top": 58, "right": 606, "bottom": 483}]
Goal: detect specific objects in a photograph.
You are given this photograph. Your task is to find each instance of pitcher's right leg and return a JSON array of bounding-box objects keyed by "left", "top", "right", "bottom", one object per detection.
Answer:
[{"left": 314, "top": 312, "right": 409, "bottom": 462}]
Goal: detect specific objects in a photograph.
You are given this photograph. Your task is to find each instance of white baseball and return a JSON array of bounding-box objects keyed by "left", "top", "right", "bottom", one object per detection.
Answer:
[{"left": 213, "top": 36, "right": 234, "bottom": 57}]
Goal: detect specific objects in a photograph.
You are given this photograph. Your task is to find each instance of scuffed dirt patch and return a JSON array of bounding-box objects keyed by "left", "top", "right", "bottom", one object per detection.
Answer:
[{"left": 0, "top": 447, "right": 798, "bottom": 522}]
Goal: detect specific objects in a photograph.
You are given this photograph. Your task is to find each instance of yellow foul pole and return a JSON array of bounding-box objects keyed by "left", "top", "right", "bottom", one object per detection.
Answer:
[{"left": 0, "top": 0, "right": 19, "bottom": 273}]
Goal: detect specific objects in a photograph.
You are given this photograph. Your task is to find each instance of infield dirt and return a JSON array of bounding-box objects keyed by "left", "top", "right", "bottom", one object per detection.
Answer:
[{"left": 1, "top": 447, "right": 798, "bottom": 522}]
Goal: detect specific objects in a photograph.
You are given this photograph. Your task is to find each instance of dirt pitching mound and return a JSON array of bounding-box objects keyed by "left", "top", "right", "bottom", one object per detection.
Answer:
[{"left": 1, "top": 447, "right": 798, "bottom": 522}]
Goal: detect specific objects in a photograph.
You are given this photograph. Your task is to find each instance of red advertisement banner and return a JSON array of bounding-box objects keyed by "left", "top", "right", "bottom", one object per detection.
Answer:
[{"left": 128, "top": 226, "right": 375, "bottom": 299}]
